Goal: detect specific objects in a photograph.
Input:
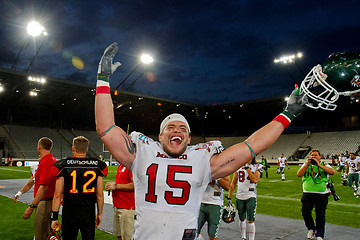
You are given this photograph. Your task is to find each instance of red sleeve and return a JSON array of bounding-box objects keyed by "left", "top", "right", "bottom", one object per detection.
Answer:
[{"left": 102, "top": 166, "right": 108, "bottom": 177}]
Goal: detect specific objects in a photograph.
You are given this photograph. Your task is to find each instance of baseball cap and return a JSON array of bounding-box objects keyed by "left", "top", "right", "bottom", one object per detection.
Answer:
[{"left": 160, "top": 113, "right": 191, "bottom": 134}]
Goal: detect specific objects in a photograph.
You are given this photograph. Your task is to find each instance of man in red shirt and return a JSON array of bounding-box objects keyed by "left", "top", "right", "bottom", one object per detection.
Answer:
[
  {"left": 105, "top": 164, "right": 135, "bottom": 240},
  {"left": 23, "top": 137, "right": 57, "bottom": 240}
]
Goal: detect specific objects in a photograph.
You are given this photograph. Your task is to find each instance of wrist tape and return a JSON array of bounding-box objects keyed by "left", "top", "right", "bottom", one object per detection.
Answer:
[
  {"left": 96, "top": 74, "right": 110, "bottom": 95},
  {"left": 52, "top": 211, "right": 59, "bottom": 221},
  {"left": 272, "top": 111, "right": 294, "bottom": 128}
]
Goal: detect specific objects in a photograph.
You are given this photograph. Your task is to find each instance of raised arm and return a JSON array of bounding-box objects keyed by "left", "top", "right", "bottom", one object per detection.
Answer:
[
  {"left": 95, "top": 43, "right": 135, "bottom": 170},
  {"left": 211, "top": 86, "right": 308, "bottom": 179}
]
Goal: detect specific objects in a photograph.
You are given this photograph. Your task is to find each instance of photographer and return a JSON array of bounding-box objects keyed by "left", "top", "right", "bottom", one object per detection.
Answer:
[{"left": 297, "top": 150, "right": 335, "bottom": 240}]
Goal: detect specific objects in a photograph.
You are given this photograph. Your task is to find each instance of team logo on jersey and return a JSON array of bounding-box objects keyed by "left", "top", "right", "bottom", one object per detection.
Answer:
[
  {"left": 139, "top": 134, "right": 150, "bottom": 145},
  {"left": 156, "top": 152, "right": 188, "bottom": 160},
  {"left": 195, "top": 142, "right": 214, "bottom": 152},
  {"left": 351, "top": 75, "right": 360, "bottom": 88}
]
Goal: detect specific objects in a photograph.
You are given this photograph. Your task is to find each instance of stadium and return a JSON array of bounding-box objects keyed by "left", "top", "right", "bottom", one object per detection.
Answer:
[
  {"left": 1, "top": 65, "right": 360, "bottom": 239},
  {"left": 1, "top": 1, "right": 360, "bottom": 239}
]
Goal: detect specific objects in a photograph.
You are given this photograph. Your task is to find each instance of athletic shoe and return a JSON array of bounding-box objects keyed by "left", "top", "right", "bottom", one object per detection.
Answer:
[
  {"left": 307, "top": 230, "right": 315, "bottom": 239},
  {"left": 241, "top": 238, "right": 247, "bottom": 240},
  {"left": 316, "top": 237, "right": 323, "bottom": 240},
  {"left": 354, "top": 190, "right": 357, "bottom": 196}
]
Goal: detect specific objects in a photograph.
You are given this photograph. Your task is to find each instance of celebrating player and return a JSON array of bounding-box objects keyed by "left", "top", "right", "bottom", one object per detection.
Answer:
[{"left": 94, "top": 42, "right": 309, "bottom": 239}]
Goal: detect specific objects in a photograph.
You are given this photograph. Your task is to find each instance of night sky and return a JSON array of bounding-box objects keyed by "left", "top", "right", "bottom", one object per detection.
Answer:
[{"left": 1, "top": 0, "right": 359, "bottom": 105}]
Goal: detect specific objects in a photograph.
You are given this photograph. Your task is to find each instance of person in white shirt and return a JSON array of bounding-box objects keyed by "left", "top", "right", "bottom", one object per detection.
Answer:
[
  {"left": 337, "top": 153, "right": 347, "bottom": 178},
  {"left": 197, "top": 176, "right": 230, "bottom": 240},
  {"left": 277, "top": 154, "right": 289, "bottom": 181},
  {"left": 228, "top": 157, "right": 261, "bottom": 240},
  {"left": 346, "top": 153, "right": 360, "bottom": 197},
  {"left": 94, "top": 42, "right": 308, "bottom": 239}
]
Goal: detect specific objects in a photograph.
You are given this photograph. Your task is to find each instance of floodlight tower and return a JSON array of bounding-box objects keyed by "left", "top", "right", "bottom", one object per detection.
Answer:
[
  {"left": 11, "top": 21, "right": 47, "bottom": 71},
  {"left": 116, "top": 53, "right": 154, "bottom": 90},
  {"left": 274, "top": 52, "right": 305, "bottom": 84}
]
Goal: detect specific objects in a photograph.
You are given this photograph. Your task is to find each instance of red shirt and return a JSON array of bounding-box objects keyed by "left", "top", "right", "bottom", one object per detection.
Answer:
[
  {"left": 34, "top": 153, "right": 57, "bottom": 199},
  {"left": 112, "top": 165, "right": 135, "bottom": 209}
]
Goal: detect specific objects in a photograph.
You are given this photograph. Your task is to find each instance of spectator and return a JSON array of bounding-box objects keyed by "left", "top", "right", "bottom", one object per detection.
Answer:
[
  {"left": 105, "top": 164, "right": 135, "bottom": 240},
  {"left": 22, "top": 137, "right": 57, "bottom": 240}
]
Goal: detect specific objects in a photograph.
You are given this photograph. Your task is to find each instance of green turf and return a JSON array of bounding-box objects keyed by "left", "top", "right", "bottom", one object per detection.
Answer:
[
  {"left": 225, "top": 164, "right": 360, "bottom": 228},
  {"left": 1, "top": 164, "right": 359, "bottom": 240},
  {"left": 0, "top": 195, "right": 112, "bottom": 239}
]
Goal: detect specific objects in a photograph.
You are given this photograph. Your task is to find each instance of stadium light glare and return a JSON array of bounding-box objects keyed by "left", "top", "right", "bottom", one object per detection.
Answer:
[
  {"left": 27, "top": 21, "right": 45, "bottom": 37},
  {"left": 29, "top": 90, "right": 38, "bottom": 96},
  {"left": 274, "top": 52, "right": 303, "bottom": 64},
  {"left": 0, "top": 84, "right": 4, "bottom": 92},
  {"left": 140, "top": 54, "right": 154, "bottom": 64}
]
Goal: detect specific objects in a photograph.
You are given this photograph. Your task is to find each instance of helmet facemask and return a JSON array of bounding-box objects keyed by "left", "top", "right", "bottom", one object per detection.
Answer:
[{"left": 300, "top": 64, "right": 339, "bottom": 111}]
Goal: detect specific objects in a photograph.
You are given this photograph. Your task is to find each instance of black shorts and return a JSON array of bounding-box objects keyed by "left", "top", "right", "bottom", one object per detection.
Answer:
[{"left": 62, "top": 205, "right": 95, "bottom": 240}]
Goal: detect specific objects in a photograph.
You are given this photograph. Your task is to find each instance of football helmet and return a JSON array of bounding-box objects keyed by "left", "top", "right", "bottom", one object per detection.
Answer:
[
  {"left": 222, "top": 203, "right": 236, "bottom": 223},
  {"left": 342, "top": 178, "right": 348, "bottom": 186},
  {"left": 300, "top": 52, "right": 360, "bottom": 110}
]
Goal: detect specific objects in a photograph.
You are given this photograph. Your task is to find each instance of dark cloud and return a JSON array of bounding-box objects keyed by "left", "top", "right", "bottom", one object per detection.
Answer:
[{"left": 1, "top": 0, "right": 360, "bottom": 105}]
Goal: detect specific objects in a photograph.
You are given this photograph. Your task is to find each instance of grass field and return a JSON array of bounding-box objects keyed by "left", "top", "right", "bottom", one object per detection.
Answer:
[{"left": 0, "top": 164, "right": 359, "bottom": 240}]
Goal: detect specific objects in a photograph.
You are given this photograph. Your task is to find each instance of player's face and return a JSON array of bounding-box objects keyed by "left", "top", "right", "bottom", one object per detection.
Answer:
[
  {"left": 350, "top": 154, "right": 355, "bottom": 160},
  {"left": 159, "top": 121, "right": 190, "bottom": 158}
]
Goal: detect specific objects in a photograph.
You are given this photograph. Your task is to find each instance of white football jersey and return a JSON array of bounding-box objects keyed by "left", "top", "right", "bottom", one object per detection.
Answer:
[
  {"left": 347, "top": 158, "right": 359, "bottom": 174},
  {"left": 278, "top": 157, "right": 287, "bottom": 167},
  {"left": 130, "top": 131, "right": 223, "bottom": 240},
  {"left": 235, "top": 164, "right": 260, "bottom": 200},
  {"left": 201, "top": 179, "right": 224, "bottom": 206},
  {"left": 338, "top": 156, "right": 347, "bottom": 166}
]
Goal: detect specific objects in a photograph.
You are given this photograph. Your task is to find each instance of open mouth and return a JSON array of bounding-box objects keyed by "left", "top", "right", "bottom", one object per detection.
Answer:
[{"left": 170, "top": 136, "right": 182, "bottom": 145}]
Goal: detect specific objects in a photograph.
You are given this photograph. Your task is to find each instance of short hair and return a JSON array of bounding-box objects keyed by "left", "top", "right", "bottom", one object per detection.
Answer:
[
  {"left": 38, "top": 137, "right": 53, "bottom": 151},
  {"left": 73, "top": 136, "right": 89, "bottom": 154},
  {"left": 311, "top": 149, "right": 321, "bottom": 155}
]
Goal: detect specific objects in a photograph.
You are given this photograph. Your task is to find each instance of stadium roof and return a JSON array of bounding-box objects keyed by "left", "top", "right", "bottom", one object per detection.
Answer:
[{"left": 1, "top": 68, "right": 360, "bottom": 136}]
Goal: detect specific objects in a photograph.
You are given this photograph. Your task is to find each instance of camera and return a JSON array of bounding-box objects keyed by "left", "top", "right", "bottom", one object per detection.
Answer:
[
  {"left": 310, "top": 159, "right": 318, "bottom": 165},
  {"left": 327, "top": 181, "right": 340, "bottom": 201}
]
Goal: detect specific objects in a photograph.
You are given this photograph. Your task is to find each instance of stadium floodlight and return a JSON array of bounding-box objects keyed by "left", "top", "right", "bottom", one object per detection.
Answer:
[
  {"left": 28, "top": 75, "right": 46, "bottom": 84},
  {"left": 12, "top": 20, "right": 47, "bottom": 70},
  {"left": 274, "top": 52, "right": 303, "bottom": 64},
  {"left": 140, "top": 53, "right": 154, "bottom": 64},
  {"left": 0, "top": 84, "right": 4, "bottom": 93},
  {"left": 116, "top": 53, "right": 154, "bottom": 90},
  {"left": 274, "top": 52, "right": 306, "bottom": 83},
  {"left": 29, "top": 89, "right": 38, "bottom": 96},
  {"left": 27, "top": 21, "right": 45, "bottom": 37}
]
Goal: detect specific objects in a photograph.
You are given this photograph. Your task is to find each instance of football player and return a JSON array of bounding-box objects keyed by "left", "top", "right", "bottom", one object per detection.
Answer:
[
  {"left": 228, "top": 157, "right": 261, "bottom": 240},
  {"left": 277, "top": 154, "right": 289, "bottom": 181},
  {"left": 197, "top": 175, "right": 230, "bottom": 240},
  {"left": 346, "top": 153, "right": 360, "bottom": 197},
  {"left": 94, "top": 42, "right": 311, "bottom": 239},
  {"left": 337, "top": 153, "right": 347, "bottom": 178}
]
